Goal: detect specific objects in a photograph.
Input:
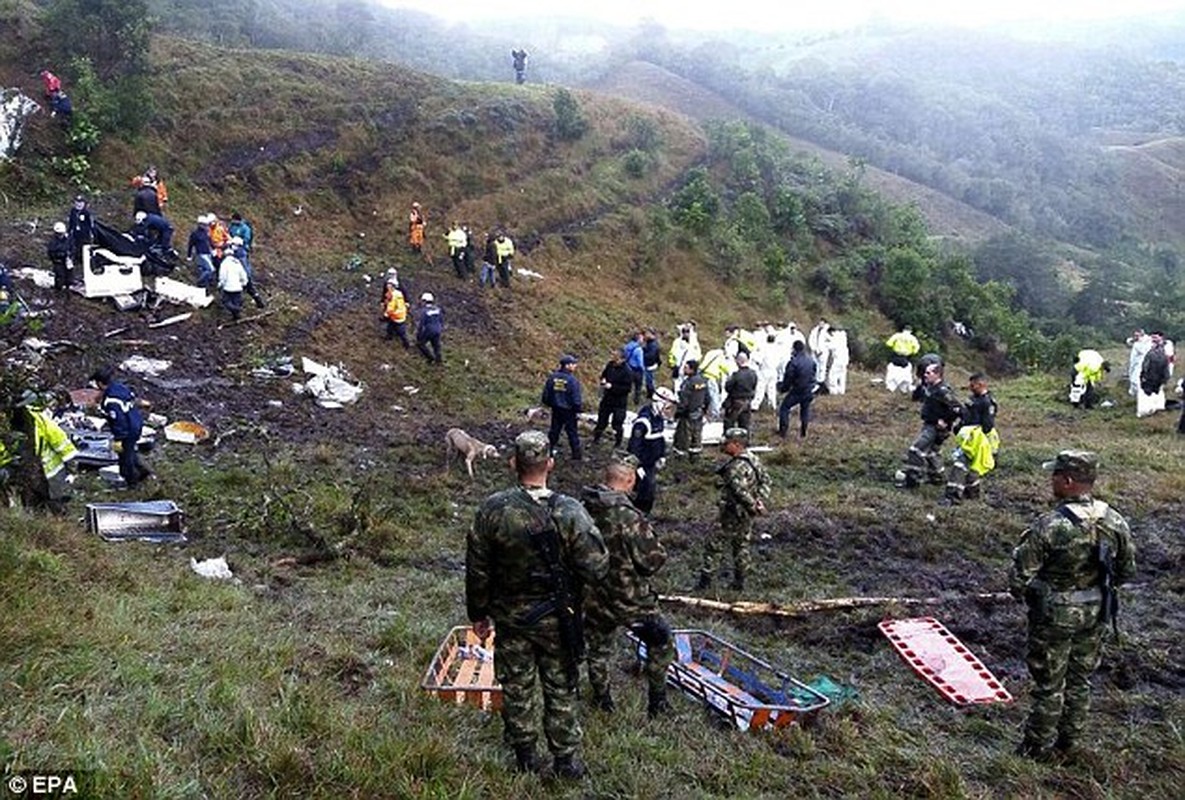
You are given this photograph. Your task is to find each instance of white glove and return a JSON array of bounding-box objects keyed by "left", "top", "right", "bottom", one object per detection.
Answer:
[
  {"left": 656, "top": 457, "right": 666, "bottom": 470},
  {"left": 636, "top": 467, "right": 646, "bottom": 480}
]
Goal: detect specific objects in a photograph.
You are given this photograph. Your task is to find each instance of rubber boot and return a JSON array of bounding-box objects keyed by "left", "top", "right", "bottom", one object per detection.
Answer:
[
  {"left": 514, "top": 745, "right": 541, "bottom": 773},
  {"left": 553, "top": 754, "right": 586, "bottom": 780},
  {"left": 647, "top": 688, "right": 672, "bottom": 718}
]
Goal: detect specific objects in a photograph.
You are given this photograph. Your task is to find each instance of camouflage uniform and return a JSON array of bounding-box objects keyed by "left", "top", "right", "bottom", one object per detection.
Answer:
[
  {"left": 581, "top": 481, "right": 674, "bottom": 715},
  {"left": 466, "top": 432, "right": 608, "bottom": 771},
  {"left": 700, "top": 441, "right": 769, "bottom": 589},
  {"left": 673, "top": 369, "right": 710, "bottom": 458},
  {"left": 1009, "top": 452, "right": 1136, "bottom": 756}
]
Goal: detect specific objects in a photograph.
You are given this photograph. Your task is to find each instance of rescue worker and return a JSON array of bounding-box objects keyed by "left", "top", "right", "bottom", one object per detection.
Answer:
[
  {"left": 673, "top": 360, "right": 710, "bottom": 459},
  {"left": 414, "top": 293, "right": 445, "bottom": 364},
  {"left": 479, "top": 231, "right": 498, "bottom": 288},
  {"left": 7, "top": 390, "right": 78, "bottom": 514},
  {"left": 49, "top": 90, "right": 72, "bottom": 126},
  {"left": 542, "top": 354, "right": 584, "bottom": 460},
  {"left": 698, "top": 347, "right": 732, "bottom": 420},
  {"left": 896, "top": 361, "right": 962, "bottom": 489},
  {"left": 466, "top": 431, "right": 608, "bottom": 779},
  {"left": 885, "top": 326, "right": 920, "bottom": 393},
  {"left": 642, "top": 328, "right": 661, "bottom": 398},
  {"left": 208, "top": 213, "right": 231, "bottom": 265},
  {"left": 494, "top": 231, "right": 515, "bottom": 288},
  {"left": 628, "top": 387, "right": 675, "bottom": 515},
  {"left": 445, "top": 222, "right": 468, "bottom": 278},
  {"left": 40, "top": 69, "right": 62, "bottom": 98},
  {"left": 696, "top": 427, "right": 769, "bottom": 591},
  {"left": 1126, "top": 329, "right": 1151, "bottom": 397},
  {"left": 1070, "top": 349, "right": 1106, "bottom": 410},
  {"left": 66, "top": 195, "right": 96, "bottom": 267},
  {"left": 808, "top": 318, "right": 830, "bottom": 367},
  {"left": 581, "top": 454, "right": 674, "bottom": 718},
  {"left": 511, "top": 49, "right": 529, "bottom": 84},
  {"left": 91, "top": 366, "right": 151, "bottom": 489},
  {"left": 408, "top": 202, "right": 427, "bottom": 259},
  {"left": 1137, "top": 333, "right": 1170, "bottom": 418},
  {"left": 826, "top": 326, "right": 850, "bottom": 395},
  {"left": 592, "top": 348, "right": 633, "bottom": 448},
  {"left": 46, "top": 221, "right": 70, "bottom": 292},
  {"left": 667, "top": 323, "right": 701, "bottom": 391},
  {"left": 1010, "top": 451, "right": 1136, "bottom": 761},
  {"left": 217, "top": 246, "right": 249, "bottom": 322},
  {"left": 131, "top": 211, "right": 174, "bottom": 251},
  {"left": 751, "top": 328, "right": 782, "bottom": 413},
  {"left": 133, "top": 179, "right": 162, "bottom": 218},
  {"left": 777, "top": 340, "right": 818, "bottom": 439},
  {"left": 942, "top": 372, "right": 999, "bottom": 505},
  {"left": 624, "top": 331, "right": 646, "bottom": 405},
  {"left": 723, "top": 351, "right": 758, "bottom": 432},
  {"left": 382, "top": 275, "right": 410, "bottom": 348},
  {"left": 186, "top": 214, "right": 215, "bottom": 288},
  {"left": 228, "top": 229, "right": 265, "bottom": 309}
]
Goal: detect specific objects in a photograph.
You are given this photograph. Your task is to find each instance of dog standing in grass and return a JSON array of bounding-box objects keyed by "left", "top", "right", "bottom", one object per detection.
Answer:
[{"left": 445, "top": 428, "right": 498, "bottom": 478}]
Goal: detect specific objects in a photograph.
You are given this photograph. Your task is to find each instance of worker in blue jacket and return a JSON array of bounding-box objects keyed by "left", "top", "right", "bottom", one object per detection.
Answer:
[
  {"left": 91, "top": 366, "right": 151, "bottom": 488},
  {"left": 542, "top": 354, "right": 584, "bottom": 460}
]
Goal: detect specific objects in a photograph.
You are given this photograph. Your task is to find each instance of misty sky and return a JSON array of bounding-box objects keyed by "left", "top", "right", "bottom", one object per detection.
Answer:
[{"left": 381, "top": 0, "right": 1184, "bottom": 32}]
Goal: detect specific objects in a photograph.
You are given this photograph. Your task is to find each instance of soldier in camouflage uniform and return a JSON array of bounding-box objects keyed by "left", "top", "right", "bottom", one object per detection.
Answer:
[
  {"left": 1009, "top": 450, "right": 1136, "bottom": 760},
  {"left": 581, "top": 454, "right": 675, "bottom": 718},
  {"left": 466, "top": 431, "right": 609, "bottom": 779},
  {"left": 696, "top": 427, "right": 770, "bottom": 591}
]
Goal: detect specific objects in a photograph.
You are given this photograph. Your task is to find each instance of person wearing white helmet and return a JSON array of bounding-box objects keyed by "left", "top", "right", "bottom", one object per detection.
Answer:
[
  {"left": 414, "top": 291, "right": 444, "bottom": 364},
  {"left": 186, "top": 214, "right": 215, "bottom": 288},
  {"left": 627, "top": 386, "right": 677, "bottom": 514},
  {"left": 46, "top": 221, "right": 71, "bottom": 292},
  {"left": 217, "top": 244, "right": 249, "bottom": 322}
]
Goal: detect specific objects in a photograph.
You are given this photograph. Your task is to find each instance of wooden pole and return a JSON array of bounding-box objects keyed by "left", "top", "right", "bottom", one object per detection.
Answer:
[{"left": 659, "top": 592, "right": 1015, "bottom": 619}]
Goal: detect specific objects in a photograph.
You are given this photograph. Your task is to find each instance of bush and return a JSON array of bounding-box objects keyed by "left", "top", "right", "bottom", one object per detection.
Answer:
[
  {"left": 553, "top": 88, "right": 588, "bottom": 141},
  {"left": 622, "top": 149, "right": 650, "bottom": 179}
]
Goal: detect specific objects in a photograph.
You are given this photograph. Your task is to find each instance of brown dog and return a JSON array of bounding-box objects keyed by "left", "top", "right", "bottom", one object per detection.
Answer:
[{"left": 445, "top": 427, "right": 499, "bottom": 478}]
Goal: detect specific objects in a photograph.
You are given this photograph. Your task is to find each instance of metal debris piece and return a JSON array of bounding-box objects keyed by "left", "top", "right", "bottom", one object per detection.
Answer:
[{"left": 86, "top": 500, "right": 187, "bottom": 543}]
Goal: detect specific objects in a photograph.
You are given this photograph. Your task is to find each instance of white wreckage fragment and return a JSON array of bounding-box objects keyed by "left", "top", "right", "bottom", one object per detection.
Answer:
[
  {"left": 515, "top": 267, "right": 545, "bottom": 280},
  {"left": 151, "top": 276, "right": 214, "bottom": 308},
  {"left": 295, "top": 357, "right": 364, "bottom": 408},
  {"left": 0, "top": 89, "right": 39, "bottom": 160},
  {"left": 119, "top": 354, "right": 172, "bottom": 376},
  {"left": 190, "top": 556, "right": 234, "bottom": 580}
]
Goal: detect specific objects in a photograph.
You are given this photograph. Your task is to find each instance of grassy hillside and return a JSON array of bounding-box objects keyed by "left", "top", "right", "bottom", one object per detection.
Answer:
[{"left": 1, "top": 25, "right": 1183, "bottom": 800}]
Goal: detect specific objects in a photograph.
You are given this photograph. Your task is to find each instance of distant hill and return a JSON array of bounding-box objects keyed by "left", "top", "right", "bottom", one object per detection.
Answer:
[
  {"left": 1105, "top": 136, "right": 1185, "bottom": 245},
  {"left": 588, "top": 60, "right": 1011, "bottom": 246}
]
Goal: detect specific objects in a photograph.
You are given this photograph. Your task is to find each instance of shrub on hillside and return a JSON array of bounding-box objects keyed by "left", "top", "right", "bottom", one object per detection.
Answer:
[{"left": 553, "top": 88, "right": 588, "bottom": 141}]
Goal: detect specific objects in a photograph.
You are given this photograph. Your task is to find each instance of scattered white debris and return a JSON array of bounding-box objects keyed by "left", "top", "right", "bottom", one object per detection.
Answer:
[
  {"left": 190, "top": 556, "right": 233, "bottom": 580},
  {"left": 760, "top": 533, "right": 773, "bottom": 540},
  {"left": 515, "top": 267, "right": 545, "bottom": 280},
  {"left": 404, "top": 385, "right": 420, "bottom": 395},
  {"left": 120, "top": 355, "right": 172, "bottom": 376},
  {"left": 164, "top": 421, "right": 209, "bottom": 444},
  {"left": 0, "top": 89, "right": 39, "bottom": 160},
  {"left": 151, "top": 276, "right": 213, "bottom": 308},
  {"left": 147, "top": 413, "right": 168, "bottom": 427},
  {"left": 147, "top": 312, "right": 193, "bottom": 329},
  {"left": 299, "top": 357, "right": 363, "bottom": 408},
  {"left": 925, "top": 513, "right": 936, "bottom": 523},
  {"left": 15, "top": 267, "right": 55, "bottom": 289},
  {"left": 1099, "top": 400, "right": 1115, "bottom": 408},
  {"left": 391, "top": 404, "right": 405, "bottom": 413},
  {"left": 267, "top": 400, "right": 283, "bottom": 408}
]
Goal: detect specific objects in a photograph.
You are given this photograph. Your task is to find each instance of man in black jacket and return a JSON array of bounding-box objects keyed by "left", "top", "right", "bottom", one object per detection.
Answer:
[
  {"left": 896, "top": 361, "right": 963, "bottom": 489},
  {"left": 542, "top": 354, "right": 584, "bottom": 460},
  {"left": 593, "top": 348, "right": 634, "bottom": 448},
  {"left": 777, "top": 340, "right": 817, "bottom": 439}
]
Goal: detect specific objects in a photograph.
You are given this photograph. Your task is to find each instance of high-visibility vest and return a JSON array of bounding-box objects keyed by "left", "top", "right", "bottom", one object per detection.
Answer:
[
  {"left": 384, "top": 287, "right": 408, "bottom": 323},
  {"left": 32, "top": 409, "right": 78, "bottom": 479},
  {"left": 886, "top": 331, "right": 920, "bottom": 357},
  {"left": 494, "top": 237, "right": 515, "bottom": 263}
]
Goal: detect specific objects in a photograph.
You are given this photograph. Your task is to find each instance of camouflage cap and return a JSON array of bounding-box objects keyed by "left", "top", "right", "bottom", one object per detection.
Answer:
[
  {"left": 610, "top": 451, "right": 640, "bottom": 469},
  {"left": 514, "top": 430, "right": 551, "bottom": 467},
  {"left": 723, "top": 427, "right": 750, "bottom": 445},
  {"left": 1042, "top": 449, "right": 1098, "bottom": 481}
]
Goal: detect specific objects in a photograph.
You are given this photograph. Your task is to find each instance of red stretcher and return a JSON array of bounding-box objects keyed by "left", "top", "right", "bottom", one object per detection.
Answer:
[{"left": 879, "top": 617, "right": 1013, "bottom": 706}]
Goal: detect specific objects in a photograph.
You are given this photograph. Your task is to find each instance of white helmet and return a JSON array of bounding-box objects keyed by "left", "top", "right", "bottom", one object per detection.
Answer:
[
  {"left": 230, "top": 236, "right": 244, "bottom": 246},
  {"left": 134, "top": 211, "right": 147, "bottom": 223},
  {"left": 53, "top": 221, "right": 67, "bottom": 234},
  {"left": 421, "top": 292, "right": 434, "bottom": 303}
]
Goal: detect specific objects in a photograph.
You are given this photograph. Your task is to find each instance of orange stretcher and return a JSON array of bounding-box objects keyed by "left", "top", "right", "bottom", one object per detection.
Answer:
[
  {"left": 630, "top": 628, "right": 831, "bottom": 731},
  {"left": 879, "top": 617, "right": 1013, "bottom": 706},
  {"left": 421, "top": 626, "right": 501, "bottom": 711}
]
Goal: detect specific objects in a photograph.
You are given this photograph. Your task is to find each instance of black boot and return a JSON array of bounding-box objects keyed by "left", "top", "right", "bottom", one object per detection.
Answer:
[
  {"left": 729, "top": 576, "right": 745, "bottom": 591},
  {"left": 553, "top": 754, "right": 586, "bottom": 780},
  {"left": 647, "top": 689, "right": 671, "bottom": 718},
  {"left": 514, "top": 745, "right": 541, "bottom": 774},
  {"left": 694, "top": 572, "right": 712, "bottom": 591},
  {"left": 591, "top": 691, "right": 615, "bottom": 713}
]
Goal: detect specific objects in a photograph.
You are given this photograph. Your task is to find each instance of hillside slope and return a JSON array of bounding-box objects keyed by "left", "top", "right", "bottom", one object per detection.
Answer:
[
  {"left": 588, "top": 60, "right": 1012, "bottom": 246},
  {"left": 1106, "top": 136, "right": 1185, "bottom": 245}
]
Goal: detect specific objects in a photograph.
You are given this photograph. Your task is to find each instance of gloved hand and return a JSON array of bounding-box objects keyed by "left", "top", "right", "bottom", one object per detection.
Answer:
[
  {"left": 636, "top": 467, "right": 646, "bottom": 480},
  {"left": 656, "top": 457, "right": 666, "bottom": 471}
]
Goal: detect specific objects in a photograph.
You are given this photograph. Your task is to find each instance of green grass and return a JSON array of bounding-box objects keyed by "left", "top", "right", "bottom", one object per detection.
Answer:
[{"left": 2, "top": 367, "right": 1183, "bottom": 798}]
